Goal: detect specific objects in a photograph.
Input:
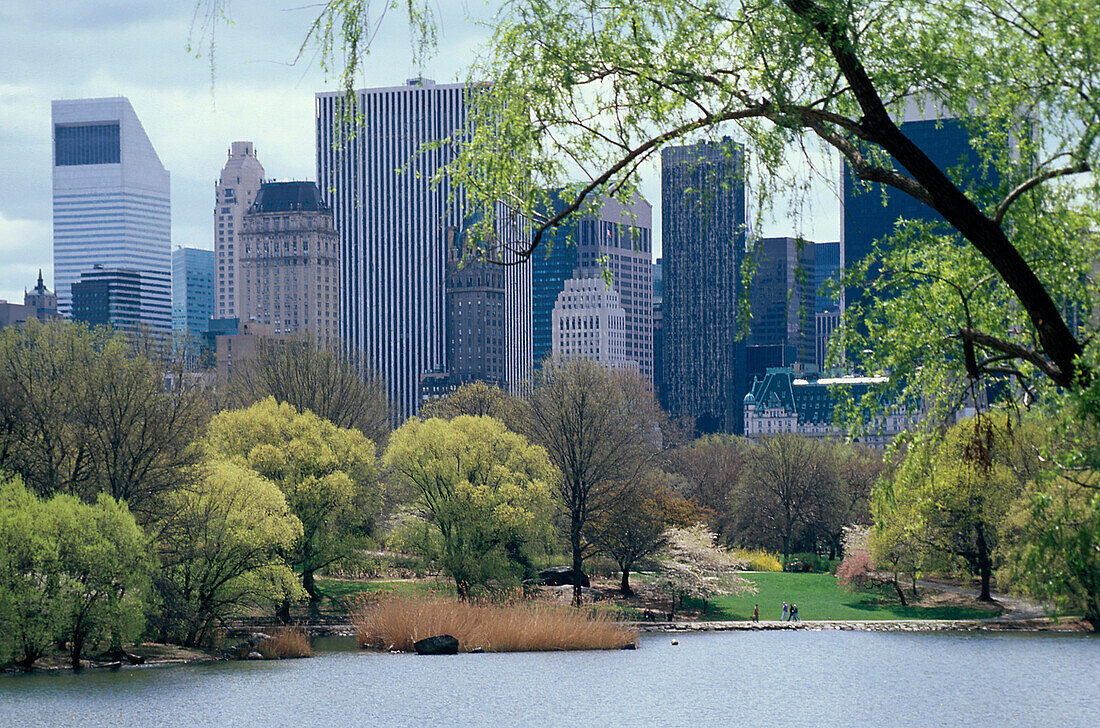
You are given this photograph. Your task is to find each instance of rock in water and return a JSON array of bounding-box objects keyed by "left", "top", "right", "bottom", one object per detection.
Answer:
[{"left": 413, "top": 635, "right": 460, "bottom": 655}]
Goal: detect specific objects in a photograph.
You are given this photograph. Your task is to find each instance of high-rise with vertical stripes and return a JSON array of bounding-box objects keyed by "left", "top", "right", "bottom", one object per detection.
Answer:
[
  {"left": 52, "top": 98, "right": 171, "bottom": 331},
  {"left": 316, "top": 79, "right": 532, "bottom": 419}
]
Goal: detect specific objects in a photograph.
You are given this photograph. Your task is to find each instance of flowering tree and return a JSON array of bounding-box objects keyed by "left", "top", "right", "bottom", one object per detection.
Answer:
[{"left": 655, "top": 524, "right": 754, "bottom": 618}]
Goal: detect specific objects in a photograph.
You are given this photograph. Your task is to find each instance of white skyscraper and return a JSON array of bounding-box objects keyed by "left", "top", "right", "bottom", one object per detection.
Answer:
[
  {"left": 214, "top": 142, "right": 265, "bottom": 320},
  {"left": 52, "top": 97, "right": 171, "bottom": 325},
  {"left": 316, "top": 79, "right": 532, "bottom": 419},
  {"left": 552, "top": 271, "right": 637, "bottom": 371}
]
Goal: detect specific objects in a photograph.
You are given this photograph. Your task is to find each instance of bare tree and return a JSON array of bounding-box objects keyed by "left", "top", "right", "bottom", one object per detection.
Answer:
[
  {"left": 665, "top": 434, "right": 749, "bottom": 544},
  {"left": 738, "top": 434, "right": 839, "bottom": 559},
  {"left": 523, "top": 358, "right": 665, "bottom": 605},
  {"left": 229, "top": 336, "right": 392, "bottom": 443}
]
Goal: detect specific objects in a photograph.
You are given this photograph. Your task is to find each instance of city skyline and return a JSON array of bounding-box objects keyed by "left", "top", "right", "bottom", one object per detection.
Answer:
[{"left": 0, "top": 2, "right": 842, "bottom": 304}]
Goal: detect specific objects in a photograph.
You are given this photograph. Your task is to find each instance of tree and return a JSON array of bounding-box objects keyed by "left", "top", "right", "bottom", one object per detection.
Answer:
[
  {"left": 1001, "top": 479, "right": 1100, "bottom": 630},
  {"left": 154, "top": 460, "right": 304, "bottom": 646},
  {"left": 382, "top": 416, "right": 556, "bottom": 598},
  {"left": 229, "top": 336, "right": 392, "bottom": 444},
  {"left": 665, "top": 434, "right": 748, "bottom": 544},
  {"left": 655, "top": 524, "right": 755, "bottom": 618},
  {"left": 813, "top": 444, "right": 885, "bottom": 559},
  {"left": 420, "top": 380, "right": 523, "bottom": 430},
  {"left": 587, "top": 471, "right": 698, "bottom": 596},
  {"left": 0, "top": 320, "right": 208, "bottom": 524},
  {"left": 523, "top": 358, "right": 665, "bottom": 605},
  {"left": 875, "top": 414, "right": 1034, "bottom": 601},
  {"left": 737, "top": 434, "right": 838, "bottom": 559},
  {"left": 204, "top": 398, "right": 381, "bottom": 603}
]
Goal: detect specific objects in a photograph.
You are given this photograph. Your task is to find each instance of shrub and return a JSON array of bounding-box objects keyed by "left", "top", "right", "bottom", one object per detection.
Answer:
[
  {"left": 836, "top": 550, "right": 876, "bottom": 588},
  {"left": 729, "top": 548, "right": 782, "bottom": 572},
  {"left": 786, "top": 552, "right": 834, "bottom": 573},
  {"left": 257, "top": 627, "right": 313, "bottom": 659},
  {"left": 353, "top": 596, "right": 636, "bottom": 652}
]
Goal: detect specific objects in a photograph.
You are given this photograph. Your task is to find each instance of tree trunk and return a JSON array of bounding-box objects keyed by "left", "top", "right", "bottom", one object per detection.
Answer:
[
  {"left": 70, "top": 633, "right": 85, "bottom": 671},
  {"left": 571, "top": 528, "right": 585, "bottom": 607},
  {"left": 303, "top": 569, "right": 320, "bottom": 603},
  {"left": 976, "top": 524, "right": 994, "bottom": 602},
  {"left": 619, "top": 565, "right": 633, "bottom": 597},
  {"left": 892, "top": 573, "right": 908, "bottom": 606}
]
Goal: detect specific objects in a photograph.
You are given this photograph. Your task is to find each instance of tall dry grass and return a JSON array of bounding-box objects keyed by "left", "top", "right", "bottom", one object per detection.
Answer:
[
  {"left": 354, "top": 596, "right": 636, "bottom": 653},
  {"left": 257, "top": 626, "right": 313, "bottom": 659}
]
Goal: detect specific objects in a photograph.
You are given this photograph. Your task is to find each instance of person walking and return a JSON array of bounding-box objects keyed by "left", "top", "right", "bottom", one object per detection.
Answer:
[
  {"left": 790, "top": 603, "right": 800, "bottom": 622},
  {"left": 781, "top": 601, "right": 789, "bottom": 621},
  {"left": 752, "top": 604, "right": 759, "bottom": 622}
]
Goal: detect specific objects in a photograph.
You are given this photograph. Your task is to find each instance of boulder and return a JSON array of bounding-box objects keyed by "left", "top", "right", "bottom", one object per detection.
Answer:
[
  {"left": 413, "top": 634, "right": 460, "bottom": 655},
  {"left": 246, "top": 651, "right": 264, "bottom": 660},
  {"left": 537, "top": 566, "right": 590, "bottom": 587}
]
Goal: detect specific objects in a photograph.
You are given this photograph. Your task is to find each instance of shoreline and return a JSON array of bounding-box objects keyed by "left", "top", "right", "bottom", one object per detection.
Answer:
[{"left": 635, "top": 617, "right": 1093, "bottom": 633}]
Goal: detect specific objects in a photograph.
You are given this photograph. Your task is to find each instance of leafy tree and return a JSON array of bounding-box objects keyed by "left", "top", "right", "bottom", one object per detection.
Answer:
[
  {"left": 204, "top": 398, "right": 381, "bottom": 603},
  {"left": 1000, "top": 479, "right": 1100, "bottom": 630},
  {"left": 523, "top": 358, "right": 666, "bottom": 605},
  {"left": 655, "top": 524, "right": 755, "bottom": 618},
  {"left": 420, "top": 380, "right": 523, "bottom": 430},
  {"left": 48, "top": 491, "right": 149, "bottom": 670},
  {"left": 0, "top": 477, "right": 60, "bottom": 668},
  {"left": 665, "top": 434, "right": 748, "bottom": 544},
  {"left": 382, "top": 416, "right": 556, "bottom": 598},
  {"left": 737, "top": 434, "right": 838, "bottom": 558},
  {"left": 154, "top": 460, "right": 304, "bottom": 646},
  {"left": 587, "top": 470, "right": 698, "bottom": 596},
  {"left": 228, "top": 336, "right": 392, "bottom": 444},
  {"left": 0, "top": 320, "right": 208, "bottom": 523}
]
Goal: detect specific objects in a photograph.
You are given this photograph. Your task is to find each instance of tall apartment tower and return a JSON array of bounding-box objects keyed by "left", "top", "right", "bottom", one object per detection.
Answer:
[
  {"left": 214, "top": 142, "right": 265, "bottom": 319},
  {"left": 52, "top": 98, "right": 170, "bottom": 323},
  {"left": 661, "top": 139, "right": 748, "bottom": 434},
  {"left": 239, "top": 182, "right": 341, "bottom": 349},
  {"left": 533, "top": 193, "right": 653, "bottom": 378},
  {"left": 552, "top": 271, "right": 636, "bottom": 370},
  {"left": 70, "top": 265, "right": 172, "bottom": 334},
  {"left": 316, "top": 79, "right": 533, "bottom": 419},
  {"left": 172, "top": 247, "right": 215, "bottom": 338}
]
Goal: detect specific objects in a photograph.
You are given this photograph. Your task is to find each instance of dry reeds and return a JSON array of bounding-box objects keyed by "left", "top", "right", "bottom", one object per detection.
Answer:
[
  {"left": 257, "top": 626, "right": 313, "bottom": 659},
  {"left": 354, "top": 596, "right": 637, "bottom": 653}
]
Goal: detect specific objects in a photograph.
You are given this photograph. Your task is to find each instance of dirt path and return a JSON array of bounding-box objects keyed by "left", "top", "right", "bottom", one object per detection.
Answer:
[{"left": 915, "top": 579, "right": 1048, "bottom": 620}]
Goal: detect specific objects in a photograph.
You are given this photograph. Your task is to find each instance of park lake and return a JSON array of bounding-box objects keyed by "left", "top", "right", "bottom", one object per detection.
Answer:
[{"left": 2, "top": 631, "right": 1096, "bottom": 727}]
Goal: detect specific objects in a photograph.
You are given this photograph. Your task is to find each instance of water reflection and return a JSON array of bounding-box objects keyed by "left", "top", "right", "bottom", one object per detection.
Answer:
[{"left": 1, "top": 631, "right": 1097, "bottom": 728}]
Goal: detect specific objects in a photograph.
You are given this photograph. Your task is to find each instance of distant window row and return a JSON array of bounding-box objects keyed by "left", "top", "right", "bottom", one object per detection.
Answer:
[{"left": 55, "top": 123, "right": 121, "bottom": 166}]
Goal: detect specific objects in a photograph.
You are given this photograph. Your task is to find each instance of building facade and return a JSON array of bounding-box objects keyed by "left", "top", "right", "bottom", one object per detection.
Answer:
[
  {"left": 533, "top": 193, "right": 653, "bottom": 378},
  {"left": 239, "top": 181, "right": 340, "bottom": 348},
  {"left": 214, "top": 142, "right": 265, "bottom": 320},
  {"left": 743, "top": 367, "right": 920, "bottom": 447},
  {"left": 70, "top": 265, "right": 172, "bottom": 334},
  {"left": 52, "top": 97, "right": 171, "bottom": 322},
  {"left": 551, "top": 271, "right": 636, "bottom": 370},
  {"left": 316, "top": 79, "right": 532, "bottom": 419},
  {"left": 172, "top": 247, "right": 215, "bottom": 338},
  {"left": 445, "top": 227, "right": 507, "bottom": 387},
  {"left": 661, "top": 138, "right": 748, "bottom": 434},
  {"left": 748, "top": 237, "right": 817, "bottom": 367}
]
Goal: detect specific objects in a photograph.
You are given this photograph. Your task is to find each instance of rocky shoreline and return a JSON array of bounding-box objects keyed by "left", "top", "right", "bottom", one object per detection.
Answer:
[{"left": 636, "top": 617, "right": 1093, "bottom": 633}]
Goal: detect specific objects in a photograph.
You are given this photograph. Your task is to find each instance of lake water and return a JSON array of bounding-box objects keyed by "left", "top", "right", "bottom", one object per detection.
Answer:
[{"left": 2, "top": 631, "right": 1097, "bottom": 727}]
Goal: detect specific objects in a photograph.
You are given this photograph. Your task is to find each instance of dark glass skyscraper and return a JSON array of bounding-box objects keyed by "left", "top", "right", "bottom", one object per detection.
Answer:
[
  {"left": 748, "top": 236, "right": 816, "bottom": 367},
  {"left": 661, "top": 139, "right": 748, "bottom": 434},
  {"left": 842, "top": 116, "right": 994, "bottom": 308}
]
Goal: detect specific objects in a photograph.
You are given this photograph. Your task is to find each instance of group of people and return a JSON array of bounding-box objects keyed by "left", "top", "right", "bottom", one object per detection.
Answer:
[{"left": 750, "top": 602, "right": 801, "bottom": 622}]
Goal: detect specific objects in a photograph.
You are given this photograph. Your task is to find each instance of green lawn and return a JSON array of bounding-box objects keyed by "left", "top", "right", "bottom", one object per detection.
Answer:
[{"left": 688, "top": 572, "right": 1004, "bottom": 621}]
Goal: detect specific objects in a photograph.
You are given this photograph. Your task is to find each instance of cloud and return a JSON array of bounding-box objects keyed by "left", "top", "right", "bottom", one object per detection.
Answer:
[{"left": 0, "top": 213, "right": 52, "bottom": 303}]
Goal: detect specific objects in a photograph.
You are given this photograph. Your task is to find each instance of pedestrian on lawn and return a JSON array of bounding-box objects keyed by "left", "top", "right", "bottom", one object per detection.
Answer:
[
  {"left": 790, "top": 603, "right": 800, "bottom": 622},
  {"left": 752, "top": 604, "right": 759, "bottom": 622},
  {"left": 781, "top": 601, "right": 789, "bottom": 621}
]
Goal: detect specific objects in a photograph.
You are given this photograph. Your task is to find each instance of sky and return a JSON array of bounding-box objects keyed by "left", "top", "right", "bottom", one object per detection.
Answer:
[{"left": 0, "top": 0, "right": 841, "bottom": 304}]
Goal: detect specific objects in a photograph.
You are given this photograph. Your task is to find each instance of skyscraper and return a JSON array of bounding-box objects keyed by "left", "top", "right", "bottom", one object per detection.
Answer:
[
  {"left": 316, "top": 79, "right": 532, "bottom": 418},
  {"left": 748, "top": 236, "right": 816, "bottom": 367},
  {"left": 552, "top": 270, "right": 636, "bottom": 371},
  {"left": 842, "top": 111, "right": 994, "bottom": 308},
  {"left": 661, "top": 139, "right": 748, "bottom": 434},
  {"left": 239, "top": 181, "right": 341, "bottom": 348},
  {"left": 533, "top": 194, "right": 653, "bottom": 378},
  {"left": 70, "top": 265, "right": 172, "bottom": 334},
  {"left": 813, "top": 240, "right": 841, "bottom": 316},
  {"left": 172, "top": 247, "right": 215, "bottom": 338},
  {"left": 214, "top": 142, "right": 265, "bottom": 319},
  {"left": 52, "top": 97, "right": 170, "bottom": 323}
]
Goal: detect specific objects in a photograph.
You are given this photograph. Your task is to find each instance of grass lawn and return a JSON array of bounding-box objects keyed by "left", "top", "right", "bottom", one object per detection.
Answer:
[{"left": 689, "top": 572, "right": 1004, "bottom": 621}]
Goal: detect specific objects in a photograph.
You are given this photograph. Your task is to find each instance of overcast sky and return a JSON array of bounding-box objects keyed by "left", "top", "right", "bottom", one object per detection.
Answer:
[{"left": 0, "top": 1, "right": 840, "bottom": 303}]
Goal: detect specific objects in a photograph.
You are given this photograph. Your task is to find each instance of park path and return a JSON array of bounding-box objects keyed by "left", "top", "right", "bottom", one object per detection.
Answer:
[{"left": 915, "top": 579, "right": 1048, "bottom": 620}]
